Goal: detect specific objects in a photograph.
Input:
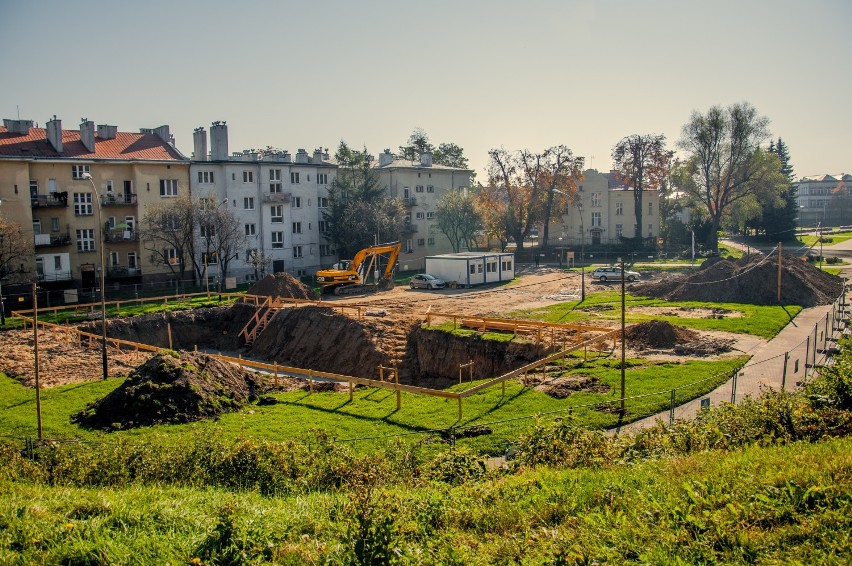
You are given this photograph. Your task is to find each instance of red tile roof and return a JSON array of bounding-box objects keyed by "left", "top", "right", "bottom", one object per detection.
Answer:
[{"left": 0, "top": 126, "right": 187, "bottom": 161}]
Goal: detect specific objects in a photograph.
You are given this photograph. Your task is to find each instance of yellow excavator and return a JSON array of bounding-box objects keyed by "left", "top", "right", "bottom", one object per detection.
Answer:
[{"left": 315, "top": 241, "right": 401, "bottom": 295}]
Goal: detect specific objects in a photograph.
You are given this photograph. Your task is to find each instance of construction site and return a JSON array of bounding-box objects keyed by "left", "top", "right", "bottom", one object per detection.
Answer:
[{"left": 0, "top": 252, "right": 845, "bottom": 430}]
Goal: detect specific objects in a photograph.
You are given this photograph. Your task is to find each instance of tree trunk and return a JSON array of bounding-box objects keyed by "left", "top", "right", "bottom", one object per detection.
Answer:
[{"left": 633, "top": 189, "right": 644, "bottom": 239}]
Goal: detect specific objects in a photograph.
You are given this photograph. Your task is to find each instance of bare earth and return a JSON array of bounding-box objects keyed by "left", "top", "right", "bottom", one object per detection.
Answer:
[{"left": 0, "top": 267, "right": 764, "bottom": 388}]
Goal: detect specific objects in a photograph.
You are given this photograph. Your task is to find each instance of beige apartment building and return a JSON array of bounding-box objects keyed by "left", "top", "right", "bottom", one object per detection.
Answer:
[{"left": 0, "top": 116, "right": 189, "bottom": 294}]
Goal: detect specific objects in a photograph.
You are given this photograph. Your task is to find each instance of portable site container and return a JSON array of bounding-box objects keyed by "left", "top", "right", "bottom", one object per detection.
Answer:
[{"left": 424, "top": 252, "right": 515, "bottom": 287}]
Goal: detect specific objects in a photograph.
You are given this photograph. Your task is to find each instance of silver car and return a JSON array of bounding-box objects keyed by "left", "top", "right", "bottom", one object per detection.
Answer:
[
  {"left": 409, "top": 273, "right": 447, "bottom": 290},
  {"left": 591, "top": 266, "right": 640, "bottom": 282}
]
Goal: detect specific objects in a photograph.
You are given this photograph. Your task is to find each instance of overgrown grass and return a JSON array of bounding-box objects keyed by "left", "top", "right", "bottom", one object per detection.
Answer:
[
  {"left": 514, "top": 290, "right": 801, "bottom": 338},
  {"left": 422, "top": 322, "right": 516, "bottom": 342}
]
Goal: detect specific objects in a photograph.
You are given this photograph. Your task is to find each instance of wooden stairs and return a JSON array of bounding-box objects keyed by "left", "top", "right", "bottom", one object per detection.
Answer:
[{"left": 239, "top": 297, "right": 282, "bottom": 346}]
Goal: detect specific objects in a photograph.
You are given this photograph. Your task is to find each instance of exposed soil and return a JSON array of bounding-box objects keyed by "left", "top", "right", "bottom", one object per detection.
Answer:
[
  {"left": 632, "top": 254, "right": 843, "bottom": 306},
  {"left": 523, "top": 373, "right": 611, "bottom": 398},
  {"left": 72, "top": 351, "right": 297, "bottom": 430},
  {"left": 247, "top": 272, "right": 318, "bottom": 300},
  {"left": 624, "top": 320, "right": 734, "bottom": 357}
]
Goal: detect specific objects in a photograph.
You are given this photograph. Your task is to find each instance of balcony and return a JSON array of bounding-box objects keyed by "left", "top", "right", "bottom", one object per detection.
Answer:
[
  {"left": 403, "top": 197, "right": 417, "bottom": 207},
  {"left": 34, "top": 233, "right": 71, "bottom": 248},
  {"left": 107, "top": 266, "right": 142, "bottom": 279},
  {"left": 103, "top": 228, "right": 139, "bottom": 243},
  {"left": 262, "top": 192, "right": 292, "bottom": 204},
  {"left": 31, "top": 192, "right": 68, "bottom": 208},
  {"left": 100, "top": 193, "right": 137, "bottom": 206},
  {"left": 402, "top": 223, "right": 418, "bottom": 234},
  {"left": 37, "top": 270, "right": 73, "bottom": 282}
]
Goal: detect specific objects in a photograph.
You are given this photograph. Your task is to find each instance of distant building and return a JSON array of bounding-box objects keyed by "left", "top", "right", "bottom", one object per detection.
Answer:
[
  {"left": 0, "top": 116, "right": 189, "bottom": 291},
  {"left": 793, "top": 174, "right": 852, "bottom": 228},
  {"left": 373, "top": 149, "right": 473, "bottom": 270}
]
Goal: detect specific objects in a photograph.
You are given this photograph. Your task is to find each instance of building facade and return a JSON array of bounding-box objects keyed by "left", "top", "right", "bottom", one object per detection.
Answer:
[
  {"left": 794, "top": 174, "right": 852, "bottom": 228},
  {"left": 0, "top": 116, "right": 189, "bottom": 293},
  {"left": 373, "top": 149, "right": 473, "bottom": 270}
]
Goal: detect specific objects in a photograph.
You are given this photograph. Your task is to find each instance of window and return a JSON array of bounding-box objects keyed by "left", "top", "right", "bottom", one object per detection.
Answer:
[
  {"left": 271, "top": 231, "right": 284, "bottom": 249},
  {"left": 417, "top": 238, "right": 425, "bottom": 246},
  {"left": 164, "top": 214, "right": 180, "bottom": 231},
  {"left": 293, "top": 196, "right": 302, "bottom": 208},
  {"left": 197, "top": 171, "right": 214, "bottom": 183},
  {"left": 29, "top": 180, "right": 38, "bottom": 196},
  {"left": 105, "top": 180, "right": 113, "bottom": 193},
  {"left": 318, "top": 220, "right": 329, "bottom": 233},
  {"left": 416, "top": 212, "right": 425, "bottom": 220},
  {"left": 616, "top": 224, "right": 623, "bottom": 239},
  {"left": 415, "top": 185, "right": 424, "bottom": 193},
  {"left": 469, "top": 265, "right": 476, "bottom": 274},
  {"left": 320, "top": 244, "right": 332, "bottom": 256},
  {"left": 76, "top": 229, "right": 95, "bottom": 252},
  {"left": 502, "top": 259, "right": 513, "bottom": 271},
  {"left": 317, "top": 173, "right": 328, "bottom": 185},
  {"left": 110, "top": 251, "right": 120, "bottom": 267},
  {"left": 159, "top": 179, "right": 179, "bottom": 197},
  {"left": 405, "top": 239, "right": 413, "bottom": 253},
  {"left": 128, "top": 252, "right": 137, "bottom": 269},
  {"left": 426, "top": 211, "right": 435, "bottom": 219},
  {"left": 648, "top": 201, "right": 653, "bottom": 215},
  {"left": 648, "top": 223, "right": 653, "bottom": 237},
  {"left": 615, "top": 202, "right": 623, "bottom": 216},
  {"left": 71, "top": 165, "right": 90, "bottom": 180},
  {"left": 33, "top": 219, "right": 41, "bottom": 234},
  {"left": 165, "top": 248, "right": 180, "bottom": 265},
  {"left": 293, "top": 245, "right": 303, "bottom": 258},
  {"left": 50, "top": 217, "right": 60, "bottom": 232},
  {"left": 73, "top": 193, "right": 93, "bottom": 215},
  {"left": 201, "top": 224, "right": 215, "bottom": 238},
  {"left": 318, "top": 197, "right": 329, "bottom": 208},
  {"left": 245, "top": 223, "right": 256, "bottom": 236},
  {"left": 202, "top": 251, "right": 218, "bottom": 265},
  {"left": 269, "top": 169, "right": 281, "bottom": 181},
  {"left": 487, "top": 261, "right": 496, "bottom": 273},
  {"left": 591, "top": 212, "right": 602, "bottom": 227},
  {"left": 244, "top": 197, "right": 255, "bottom": 210},
  {"left": 427, "top": 237, "right": 435, "bottom": 246},
  {"left": 270, "top": 182, "right": 282, "bottom": 193},
  {"left": 271, "top": 206, "right": 283, "bottom": 222},
  {"left": 243, "top": 171, "right": 254, "bottom": 183},
  {"left": 591, "top": 192, "right": 601, "bottom": 207},
  {"left": 124, "top": 216, "right": 135, "bottom": 231},
  {"left": 292, "top": 221, "right": 302, "bottom": 234},
  {"left": 426, "top": 185, "right": 434, "bottom": 193},
  {"left": 296, "top": 269, "right": 307, "bottom": 277},
  {"left": 290, "top": 172, "right": 300, "bottom": 184}
]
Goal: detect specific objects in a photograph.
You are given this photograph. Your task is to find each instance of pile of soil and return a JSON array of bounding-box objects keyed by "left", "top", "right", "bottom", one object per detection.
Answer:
[
  {"left": 73, "top": 352, "right": 270, "bottom": 430},
  {"left": 625, "top": 320, "right": 698, "bottom": 349},
  {"left": 632, "top": 254, "right": 843, "bottom": 306},
  {"left": 247, "top": 272, "right": 318, "bottom": 300},
  {"left": 530, "top": 375, "right": 611, "bottom": 398}
]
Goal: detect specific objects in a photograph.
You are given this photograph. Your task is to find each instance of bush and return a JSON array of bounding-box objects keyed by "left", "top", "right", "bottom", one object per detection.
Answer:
[
  {"left": 421, "top": 446, "right": 486, "bottom": 485},
  {"left": 517, "top": 417, "right": 617, "bottom": 468}
]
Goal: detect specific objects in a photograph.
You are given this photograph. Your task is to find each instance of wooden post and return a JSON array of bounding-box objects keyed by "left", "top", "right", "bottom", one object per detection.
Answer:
[
  {"left": 194, "top": 344, "right": 197, "bottom": 352},
  {"left": 33, "top": 283, "right": 43, "bottom": 440},
  {"left": 395, "top": 368, "right": 400, "bottom": 411},
  {"left": 349, "top": 380, "right": 354, "bottom": 402},
  {"left": 167, "top": 322, "right": 173, "bottom": 350},
  {"left": 777, "top": 241, "right": 782, "bottom": 303}
]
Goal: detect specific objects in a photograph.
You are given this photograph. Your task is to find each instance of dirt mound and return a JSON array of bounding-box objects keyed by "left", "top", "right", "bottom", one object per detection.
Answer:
[
  {"left": 625, "top": 320, "right": 698, "bottom": 349},
  {"left": 73, "top": 352, "right": 269, "bottom": 430},
  {"left": 527, "top": 375, "right": 610, "bottom": 398},
  {"left": 632, "top": 254, "right": 843, "bottom": 306},
  {"left": 247, "top": 272, "right": 318, "bottom": 300}
]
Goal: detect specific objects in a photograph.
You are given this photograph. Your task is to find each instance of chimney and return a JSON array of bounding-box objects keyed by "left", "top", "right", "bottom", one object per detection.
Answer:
[
  {"left": 46, "top": 115, "right": 62, "bottom": 153},
  {"left": 312, "top": 148, "right": 324, "bottom": 164},
  {"left": 193, "top": 127, "right": 208, "bottom": 161},
  {"left": 153, "top": 125, "right": 171, "bottom": 144},
  {"left": 79, "top": 119, "right": 95, "bottom": 152},
  {"left": 295, "top": 148, "right": 309, "bottom": 164},
  {"left": 210, "top": 121, "right": 229, "bottom": 161},
  {"left": 379, "top": 149, "right": 393, "bottom": 167},
  {"left": 420, "top": 151, "right": 433, "bottom": 167},
  {"left": 282, "top": 151, "right": 291, "bottom": 163},
  {"left": 97, "top": 124, "right": 117, "bottom": 139},
  {"left": 3, "top": 119, "right": 33, "bottom": 135}
]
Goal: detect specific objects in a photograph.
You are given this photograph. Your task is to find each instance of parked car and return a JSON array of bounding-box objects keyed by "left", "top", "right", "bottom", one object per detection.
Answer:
[
  {"left": 409, "top": 273, "right": 447, "bottom": 290},
  {"left": 591, "top": 266, "right": 640, "bottom": 282}
]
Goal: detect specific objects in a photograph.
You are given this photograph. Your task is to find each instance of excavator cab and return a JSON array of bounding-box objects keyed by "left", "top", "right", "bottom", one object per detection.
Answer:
[{"left": 315, "top": 241, "right": 401, "bottom": 295}]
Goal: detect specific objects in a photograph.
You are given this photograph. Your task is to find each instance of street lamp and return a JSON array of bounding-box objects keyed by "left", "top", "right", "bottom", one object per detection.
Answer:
[{"left": 81, "top": 173, "right": 108, "bottom": 380}]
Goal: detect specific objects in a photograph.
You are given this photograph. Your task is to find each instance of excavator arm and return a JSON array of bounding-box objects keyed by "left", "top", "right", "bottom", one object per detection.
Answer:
[{"left": 315, "top": 241, "right": 401, "bottom": 295}]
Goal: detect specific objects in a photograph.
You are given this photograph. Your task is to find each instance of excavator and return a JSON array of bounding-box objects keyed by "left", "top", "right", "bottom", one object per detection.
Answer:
[{"left": 315, "top": 241, "right": 402, "bottom": 295}]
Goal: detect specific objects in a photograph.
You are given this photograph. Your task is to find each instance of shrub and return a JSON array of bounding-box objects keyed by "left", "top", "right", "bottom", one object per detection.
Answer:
[
  {"left": 517, "top": 417, "right": 617, "bottom": 468},
  {"left": 421, "top": 446, "right": 486, "bottom": 485}
]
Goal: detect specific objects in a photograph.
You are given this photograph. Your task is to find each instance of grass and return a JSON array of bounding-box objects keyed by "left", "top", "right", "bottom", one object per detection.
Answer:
[
  {"left": 513, "top": 290, "right": 801, "bottom": 338},
  {"left": 0, "top": 352, "right": 747, "bottom": 455},
  {"left": 1, "top": 438, "right": 848, "bottom": 564},
  {"left": 800, "top": 230, "right": 852, "bottom": 247}
]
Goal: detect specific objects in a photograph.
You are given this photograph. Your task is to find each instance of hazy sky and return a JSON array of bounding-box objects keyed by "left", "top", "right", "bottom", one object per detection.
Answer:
[{"left": 1, "top": 0, "right": 849, "bottom": 180}]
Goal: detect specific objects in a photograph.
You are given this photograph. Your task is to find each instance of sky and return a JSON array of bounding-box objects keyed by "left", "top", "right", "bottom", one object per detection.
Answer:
[{"left": 1, "top": 0, "right": 849, "bottom": 180}]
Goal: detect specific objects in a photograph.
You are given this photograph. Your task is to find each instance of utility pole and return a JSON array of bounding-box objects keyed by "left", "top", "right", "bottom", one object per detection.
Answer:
[
  {"left": 620, "top": 259, "right": 626, "bottom": 414},
  {"left": 33, "top": 282, "right": 43, "bottom": 440}
]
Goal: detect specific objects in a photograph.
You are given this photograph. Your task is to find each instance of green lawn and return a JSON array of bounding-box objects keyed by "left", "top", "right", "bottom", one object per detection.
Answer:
[
  {"left": 512, "top": 290, "right": 801, "bottom": 338},
  {"left": 0, "top": 352, "right": 746, "bottom": 455},
  {"left": 800, "top": 230, "right": 852, "bottom": 247}
]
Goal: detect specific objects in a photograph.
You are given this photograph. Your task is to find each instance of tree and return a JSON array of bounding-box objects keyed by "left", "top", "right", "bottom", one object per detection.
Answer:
[
  {"left": 246, "top": 249, "right": 272, "bottom": 281},
  {"left": 398, "top": 128, "right": 434, "bottom": 161},
  {"left": 196, "top": 198, "right": 245, "bottom": 290},
  {"left": 433, "top": 142, "right": 469, "bottom": 169},
  {"left": 757, "top": 138, "right": 798, "bottom": 241},
  {"left": 0, "top": 217, "right": 32, "bottom": 324},
  {"left": 398, "top": 129, "right": 469, "bottom": 169},
  {"left": 474, "top": 184, "right": 512, "bottom": 252},
  {"left": 324, "top": 142, "right": 406, "bottom": 259},
  {"left": 435, "top": 190, "right": 481, "bottom": 252},
  {"left": 677, "top": 102, "right": 785, "bottom": 250},
  {"left": 140, "top": 194, "right": 197, "bottom": 288},
  {"left": 612, "top": 134, "right": 674, "bottom": 239},
  {"left": 486, "top": 146, "right": 583, "bottom": 251}
]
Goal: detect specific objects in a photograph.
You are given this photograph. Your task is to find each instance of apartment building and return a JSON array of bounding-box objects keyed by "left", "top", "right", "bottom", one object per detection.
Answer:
[
  {"left": 546, "top": 169, "right": 660, "bottom": 250},
  {"left": 794, "top": 174, "right": 852, "bottom": 228},
  {"left": 190, "top": 123, "right": 336, "bottom": 284},
  {"left": 373, "top": 149, "right": 473, "bottom": 269},
  {"left": 0, "top": 116, "right": 189, "bottom": 290}
]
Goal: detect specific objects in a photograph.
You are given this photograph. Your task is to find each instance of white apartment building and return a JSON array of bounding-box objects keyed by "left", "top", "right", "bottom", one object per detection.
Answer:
[
  {"left": 546, "top": 169, "right": 660, "bottom": 250},
  {"left": 190, "top": 123, "right": 335, "bottom": 284},
  {"left": 794, "top": 174, "right": 852, "bottom": 228},
  {"left": 373, "top": 149, "right": 473, "bottom": 269}
]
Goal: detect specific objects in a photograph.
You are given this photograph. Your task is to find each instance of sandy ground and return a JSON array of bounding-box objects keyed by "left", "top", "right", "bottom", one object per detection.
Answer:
[{"left": 0, "top": 266, "right": 762, "bottom": 388}]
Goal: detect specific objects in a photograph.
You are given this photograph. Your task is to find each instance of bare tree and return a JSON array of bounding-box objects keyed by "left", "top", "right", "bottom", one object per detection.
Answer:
[
  {"left": 612, "top": 134, "right": 673, "bottom": 239},
  {"left": 0, "top": 217, "right": 32, "bottom": 283},
  {"left": 435, "top": 190, "right": 481, "bottom": 252},
  {"left": 140, "top": 194, "right": 197, "bottom": 288},
  {"left": 678, "top": 102, "right": 783, "bottom": 250},
  {"left": 197, "top": 198, "right": 245, "bottom": 291}
]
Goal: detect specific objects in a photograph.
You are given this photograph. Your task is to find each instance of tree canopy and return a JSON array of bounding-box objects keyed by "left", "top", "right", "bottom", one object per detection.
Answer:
[
  {"left": 435, "top": 190, "right": 480, "bottom": 252},
  {"left": 398, "top": 128, "right": 469, "bottom": 169},
  {"left": 612, "top": 134, "right": 673, "bottom": 239}
]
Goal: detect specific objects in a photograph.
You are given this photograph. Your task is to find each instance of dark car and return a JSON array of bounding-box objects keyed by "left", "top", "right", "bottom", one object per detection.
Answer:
[{"left": 409, "top": 274, "right": 447, "bottom": 290}]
